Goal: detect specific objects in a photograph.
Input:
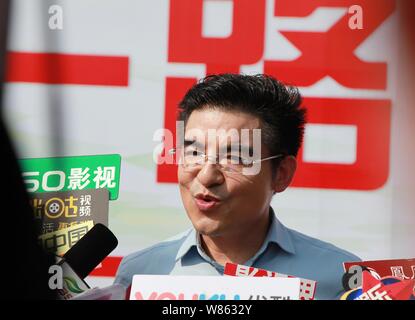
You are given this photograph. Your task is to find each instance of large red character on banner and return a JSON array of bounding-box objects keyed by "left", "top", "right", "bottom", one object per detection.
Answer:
[
  {"left": 158, "top": 0, "right": 394, "bottom": 191},
  {"left": 266, "top": 0, "right": 395, "bottom": 89}
]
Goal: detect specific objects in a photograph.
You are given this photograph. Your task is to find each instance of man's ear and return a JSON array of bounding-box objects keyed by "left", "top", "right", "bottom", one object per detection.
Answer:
[{"left": 272, "top": 156, "right": 297, "bottom": 193}]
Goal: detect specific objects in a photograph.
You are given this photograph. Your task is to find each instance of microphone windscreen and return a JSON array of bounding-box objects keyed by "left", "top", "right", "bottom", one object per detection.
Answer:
[{"left": 62, "top": 223, "right": 118, "bottom": 279}]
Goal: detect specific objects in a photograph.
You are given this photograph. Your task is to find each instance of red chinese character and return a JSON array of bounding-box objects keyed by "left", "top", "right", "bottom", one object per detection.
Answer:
[
  {"left": 168, "top": 0, "right": 266, "bottom": 74},
  {"left": 265, "top": 0, "right": 395, "bottom": 89}
]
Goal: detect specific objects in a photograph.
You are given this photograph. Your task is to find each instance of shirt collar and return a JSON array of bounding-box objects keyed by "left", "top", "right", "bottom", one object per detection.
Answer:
[
  {"left": 175, "top": 207, "right": 296, "bottom": 262},
  {"left": 175, "top": 228, "right": 198, "bottom": 262}
]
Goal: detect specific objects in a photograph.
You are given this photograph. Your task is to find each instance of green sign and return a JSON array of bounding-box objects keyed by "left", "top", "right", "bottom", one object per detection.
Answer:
[{"left": 19, "top": 154, "right": 121, "bottom": 200}]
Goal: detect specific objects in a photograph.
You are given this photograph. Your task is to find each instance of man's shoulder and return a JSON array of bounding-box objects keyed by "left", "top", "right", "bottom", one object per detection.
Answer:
[
  {"left": 288, "top": 227, "right": 360, "bottom": 262},
  {"left": 114, "top": 229, "right": 191, "bottom": 287},
  {"left": 284, "top": 228, "right": 361, "bottom": 299},
  {"left": 121, "top": 229, "right": 191, "bottom": 266}
]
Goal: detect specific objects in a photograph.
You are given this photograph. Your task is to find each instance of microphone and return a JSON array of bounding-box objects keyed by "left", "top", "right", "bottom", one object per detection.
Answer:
[
  {"left": 55, "top": 223, "right": 118, "bottom": 299},
  {"left": 62, "top": 223, "right": 118, "bottom": 279}
]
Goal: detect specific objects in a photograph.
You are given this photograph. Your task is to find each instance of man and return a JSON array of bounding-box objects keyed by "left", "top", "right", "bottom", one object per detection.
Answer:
[{"left": 114, "top": 74, "right": 360, "bottom": 299}]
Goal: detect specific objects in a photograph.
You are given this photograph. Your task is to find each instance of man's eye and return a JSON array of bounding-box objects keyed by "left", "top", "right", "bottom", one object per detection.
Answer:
[{"left": 184, "top": 149, "right": 202, "bottom": 157}]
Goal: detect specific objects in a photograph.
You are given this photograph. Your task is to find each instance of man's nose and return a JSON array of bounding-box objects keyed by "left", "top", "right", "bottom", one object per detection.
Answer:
[{"left": 196, "top": 163, "right": 225, "bottom": 188}]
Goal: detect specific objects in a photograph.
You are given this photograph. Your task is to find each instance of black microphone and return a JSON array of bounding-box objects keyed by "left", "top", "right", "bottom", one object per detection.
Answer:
[{"left": 62, "top": 223, "right": 118, "bottom": 279}]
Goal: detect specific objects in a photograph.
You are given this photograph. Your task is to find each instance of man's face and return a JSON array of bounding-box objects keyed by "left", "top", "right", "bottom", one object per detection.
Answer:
[{"left": 178, "top": 108, "right": 277, "bottom": 238}]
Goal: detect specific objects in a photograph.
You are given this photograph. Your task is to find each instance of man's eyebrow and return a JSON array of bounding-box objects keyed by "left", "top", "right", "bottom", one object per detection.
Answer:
[
  {"left": 219, "top": 144, "right": 253, "bottom": 155},
  {"left": 183, "top": 139, "right": 253, "bottom": 154}
]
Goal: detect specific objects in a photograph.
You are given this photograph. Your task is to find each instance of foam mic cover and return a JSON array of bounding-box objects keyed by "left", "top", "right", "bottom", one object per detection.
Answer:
[{"left": 62, "top": 223, "right": 118, "bottom": 279}]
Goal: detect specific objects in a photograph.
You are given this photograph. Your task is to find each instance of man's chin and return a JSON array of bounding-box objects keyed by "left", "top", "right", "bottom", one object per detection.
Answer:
[{"left": 192, "top": 219, "right": 224, "bottom": 237}]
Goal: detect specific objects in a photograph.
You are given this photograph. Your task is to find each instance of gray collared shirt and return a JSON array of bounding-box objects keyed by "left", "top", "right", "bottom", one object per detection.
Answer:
[{"left": 114, "top": 208, "right": 360, "bottom": 299}]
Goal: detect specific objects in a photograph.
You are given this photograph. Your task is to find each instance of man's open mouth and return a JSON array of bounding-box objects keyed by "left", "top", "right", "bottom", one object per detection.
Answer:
[{"left": 194, "top": 194, "right": 221, "bottom": 211}]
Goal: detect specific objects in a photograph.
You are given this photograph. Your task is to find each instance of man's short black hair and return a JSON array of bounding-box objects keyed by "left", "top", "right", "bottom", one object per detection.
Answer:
[{"left": 178, "top": 73, "right": 306, "bottom": 159}]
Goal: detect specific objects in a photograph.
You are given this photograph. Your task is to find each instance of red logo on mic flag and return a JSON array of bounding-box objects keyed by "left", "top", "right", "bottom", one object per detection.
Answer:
[{"left": 341, "top": 270, "right": 415, "bottom": 300}]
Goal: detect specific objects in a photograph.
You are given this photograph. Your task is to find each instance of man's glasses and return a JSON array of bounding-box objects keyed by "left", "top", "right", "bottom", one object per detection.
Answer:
[{"left": 169, "top": 147, "right": 284, "bottom": 175}]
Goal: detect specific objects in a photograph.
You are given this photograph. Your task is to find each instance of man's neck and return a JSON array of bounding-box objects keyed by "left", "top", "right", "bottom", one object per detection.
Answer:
[{"left": 200, "top": 213, "right": 271, "bottom": 267}]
